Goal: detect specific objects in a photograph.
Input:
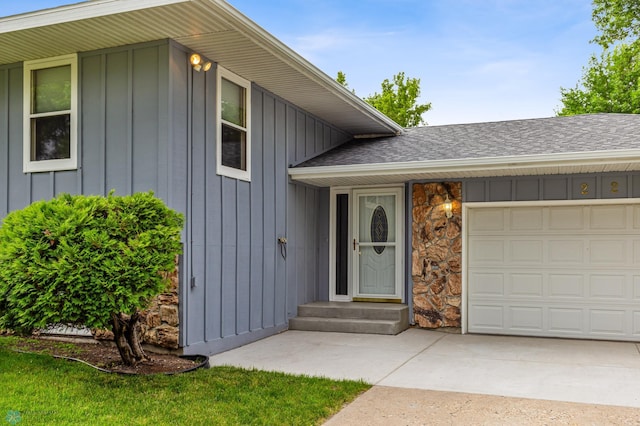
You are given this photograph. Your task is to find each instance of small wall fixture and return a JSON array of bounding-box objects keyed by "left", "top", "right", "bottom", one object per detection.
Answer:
[
  {"left": 443, "top": 194, "right": 453, "bottom": 219},
  {"left": 190, "top": 53, "right": 212, "bottom": 72}
]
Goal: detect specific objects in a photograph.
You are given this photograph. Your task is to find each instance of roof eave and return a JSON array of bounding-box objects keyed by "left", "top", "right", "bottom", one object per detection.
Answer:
[
  {"left": 0, "top": 0, "right": 190, "bottom": 31},
  {"left": 0, "top": 0, "right": 403, "bottom": 137},
  {"left": 288, "top": 150, "right": 640, "bottom": 187},
  {"left": 200, "top": 0, "right": 403, "bottom": 136}
]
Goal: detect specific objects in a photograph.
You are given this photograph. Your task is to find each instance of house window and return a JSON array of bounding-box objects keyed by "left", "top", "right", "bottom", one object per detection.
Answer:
[
  {"left": 23, "top": 54, "right": 78, "bottom": 173},
  {"left": 217, "top": 66, "right": 251, "bottom": 181}
]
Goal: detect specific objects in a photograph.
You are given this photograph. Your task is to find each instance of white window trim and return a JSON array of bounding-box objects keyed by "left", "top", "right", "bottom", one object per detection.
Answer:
[
  {"left": 23, "top": 53, "right": 78, "bottom": 173},
  {"left": 216, "top": 65, "right": 251, "bottom": 181}
]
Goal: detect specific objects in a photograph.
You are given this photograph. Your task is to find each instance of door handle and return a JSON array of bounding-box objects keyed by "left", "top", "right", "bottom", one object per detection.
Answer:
[{"left": 353, "top": 238, "right": 357, "bottom": 251}]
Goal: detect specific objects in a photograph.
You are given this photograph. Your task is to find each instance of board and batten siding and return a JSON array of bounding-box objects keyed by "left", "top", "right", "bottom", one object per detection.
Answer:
[
  {"left": 169, "top": 42, "right": 349, "bottom": 355},
  {"left": 0, "top": 41, "right": 173, "bottom": 215},
  {"left": 463, "top": 173, "right": 640, "bottom": 202},
  {"left": 0, "top": 39, "right": 348, "bottom": 356}
]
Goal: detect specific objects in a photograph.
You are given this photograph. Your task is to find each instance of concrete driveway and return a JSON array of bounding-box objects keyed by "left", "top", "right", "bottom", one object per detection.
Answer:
[{"left": 209, "top": 328, "right": 640, "bottom": 408}]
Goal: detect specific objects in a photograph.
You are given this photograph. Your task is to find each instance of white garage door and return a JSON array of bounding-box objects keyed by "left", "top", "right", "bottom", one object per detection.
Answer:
[{"left": 467, "top": 203, "right": 640, "bottom": 341}]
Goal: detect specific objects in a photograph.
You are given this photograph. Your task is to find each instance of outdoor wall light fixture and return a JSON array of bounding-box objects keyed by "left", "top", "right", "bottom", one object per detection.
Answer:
[
  {"left": 190, "top": 53, "right": 212, "bottom": 72},
  {"left": 443, "top": 194, "right": 453, "bottom": 219}
]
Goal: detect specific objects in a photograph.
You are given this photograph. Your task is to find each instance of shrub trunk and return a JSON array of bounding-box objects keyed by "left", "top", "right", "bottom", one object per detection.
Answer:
[{"left": 111, "top": 312, "right": 149, "bottom": 366}]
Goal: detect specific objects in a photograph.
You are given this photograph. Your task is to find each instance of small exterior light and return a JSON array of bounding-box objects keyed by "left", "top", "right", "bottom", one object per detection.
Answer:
[
  {"left": 443, "top": 194, "right": 453, "bottom": 218},
  {"left": 190, "top": 53, "right": 201, "bottom": 66},
  {"left": 190, "top": 53, "right": 212, "bottom": 72}
]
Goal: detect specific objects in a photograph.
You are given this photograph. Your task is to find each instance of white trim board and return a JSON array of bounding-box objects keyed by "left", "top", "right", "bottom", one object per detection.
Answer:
[{"left": 289, "top": 150, "right": 640, "bottom": 186}]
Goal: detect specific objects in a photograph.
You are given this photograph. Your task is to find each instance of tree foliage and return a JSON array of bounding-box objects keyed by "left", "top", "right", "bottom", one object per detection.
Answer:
[
  {"left": 558, "top": 0, "right": 640, "bottom": 115},
  {"left": 337, "top": 71, "right": 431, "bottom": 127},
  {"left": 0, "top": 191, "right": 184, "bottom": 365},
  {"left": 592, "top": 0, "right": 640, "bottom": 47},
  {"left": 558, "top": 42, "right": 640, "bottom": 115},
  {"left": 336, "top": 71, "right": 349, "bottom": 88}
]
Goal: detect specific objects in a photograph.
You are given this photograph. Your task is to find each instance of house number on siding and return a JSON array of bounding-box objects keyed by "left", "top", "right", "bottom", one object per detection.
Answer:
[
  {"left": 611, "top": 181, "right": 619, "bottom": 193},
  {"left": 580, "top": 183, "right": 589, "bottom": 195}
]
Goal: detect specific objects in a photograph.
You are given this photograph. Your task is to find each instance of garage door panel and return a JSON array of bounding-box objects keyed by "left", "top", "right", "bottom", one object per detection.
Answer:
[
  {"left": 548, "top": 308, "right": 583, "bottom": 333},
  {"left": 549, "top": 274, "right": 584, "bottom": 298},
  {"left": 634, "top": 206, "right": 640, "bottom": 228},
  {"left": 468, "top": 204, "right": 640, "bottom": 342},
  {"left": 548, "top": 240, "right": 584, "bottom": 264},
  {"left": 589, "top": 240, "right": 627, "bottom": 264},
  {"left": 590, "top": 310, "right": 626, "bottom": 335},
  {"left": 469, "top": 305, "right": 504, "bottom": 329},
  {"left": 633, "top": 276, "right": 640, "bottom": 299},
  {"left": 590, "top": 205, "right": 627, "bottom": 229},
  {"left": 508, "top": 306, "right": 543, "bottom": 331},
  {"left": 548, "top": 206, "right": 584, "bottom": 230},
  {"left": 468, "top": 239, "right": 504, "bottom": 264},
  {"left": 510, "top": 274, "right": 543, "bottom": 297},
  {"left": 632, "top": 240, "right": 640, "bottom": 263},
  {"left": 632, "top": 312, "right": 640, "bottom": 334},
  {"left": 510, "top": 240, "right": 543, "bottom": 263},
  {"left": 469, "top": 209, "right": 505, "bottom": 232},
  {"left": 469, "top": 272, "right": 504, "bottom": 296},
  {"left": 589, "top": 275, "right": 626, "bottom": 299},
  {"left": 510, "top": 208, "right": 543, "bottom": 230}
]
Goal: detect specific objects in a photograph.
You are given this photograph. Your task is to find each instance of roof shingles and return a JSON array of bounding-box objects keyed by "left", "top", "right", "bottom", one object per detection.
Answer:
[{"left": 297, "top": 114, "right": 640, "bottom": 168}]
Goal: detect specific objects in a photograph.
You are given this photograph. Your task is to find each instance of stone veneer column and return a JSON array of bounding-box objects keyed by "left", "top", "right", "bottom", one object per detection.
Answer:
[{"left": 412, "top": 182, "right": 462, "bottom": 328}]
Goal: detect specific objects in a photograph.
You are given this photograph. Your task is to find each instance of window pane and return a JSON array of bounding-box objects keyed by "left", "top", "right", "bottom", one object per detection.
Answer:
[
  {"left": 221, "top": 124, "right": 246, "bottom": 170},
  {"left": 221, "top": 78, "right": 245, "bottom": 127},
  {"left": 32, "top": 65, "right": 71, "bottom": 114},
  {"left": 32, "top": 114, "right": 71, "bottom": 160}
]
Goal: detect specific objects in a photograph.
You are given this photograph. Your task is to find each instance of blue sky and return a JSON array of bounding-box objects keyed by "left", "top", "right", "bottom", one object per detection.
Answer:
[{"left": 4, "top": 1, "right": 598, "bottom": 125}]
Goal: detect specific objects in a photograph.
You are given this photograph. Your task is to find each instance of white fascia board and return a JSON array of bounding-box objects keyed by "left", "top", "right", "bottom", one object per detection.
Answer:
[
  {"left": 197, "top": 0, "right": 404, "bottom": 136},
  {"left": 0, "top": 0, "right": 191, "bottom": 32},
  {"left": 288, "top": 149, "right": 640, "bottom": 181}
]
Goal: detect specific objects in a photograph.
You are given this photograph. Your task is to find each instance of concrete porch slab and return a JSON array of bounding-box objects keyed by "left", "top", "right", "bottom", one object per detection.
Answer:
[
  {"left": 208, "top": 328, "right": 640, "bottom": 408},
  {"left": 209, "top": 328, "right": 440, "bottom": 383}
]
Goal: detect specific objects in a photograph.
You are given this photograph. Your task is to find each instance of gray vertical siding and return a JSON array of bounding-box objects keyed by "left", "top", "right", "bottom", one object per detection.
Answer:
[
  {"left": 1, "top": 64, "right": 31, "bottom": 213},
  {"left": 0, "top": 38, "right": 349, "bottom": 356},
  {"left": 80, "top": 41, "right": 172, "bottom": 199},
  {"left": 463, "top": 173, "right": 640, "bottom": 202},
  {"left": 175, "top": 40, "right": 350, "bottom": 355},
  {"left": 0, "top": 41, "right": 173, "bottom": 214},
  {"left": 0, "top": 65, "right": 12, "bottom": 219}
]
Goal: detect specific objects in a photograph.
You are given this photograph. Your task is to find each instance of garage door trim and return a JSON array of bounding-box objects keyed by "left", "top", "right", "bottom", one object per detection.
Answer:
[{"left": 462, "top": 198, "right": 640, "bottom": 338}]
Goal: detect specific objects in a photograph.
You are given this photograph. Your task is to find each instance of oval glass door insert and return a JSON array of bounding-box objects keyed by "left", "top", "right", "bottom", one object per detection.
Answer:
[{"left": 371, "top": 205, "right": 388, "bottom": 254}]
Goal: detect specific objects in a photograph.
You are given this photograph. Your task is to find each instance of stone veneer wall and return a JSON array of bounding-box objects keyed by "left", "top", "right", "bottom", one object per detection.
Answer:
[
  {"left": 94, "top": 262, "right": 180, "bottom": 351},
  {"left": 412, "top": 182, "right": 462, "bottom": 328},
  {"left": 139, "top": 265, "right": 180, "bottom": 350}
]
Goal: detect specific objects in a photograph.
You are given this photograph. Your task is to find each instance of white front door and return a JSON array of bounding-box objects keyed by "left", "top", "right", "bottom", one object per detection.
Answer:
[{"left": 353, "top": 188, "right": 404, "bottom": 300}]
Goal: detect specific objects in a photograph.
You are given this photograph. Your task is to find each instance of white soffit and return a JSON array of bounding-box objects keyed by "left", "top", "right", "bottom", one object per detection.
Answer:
[
  {"left": 288, "top": 150, "right": 640, "bottom": 187},
  {"left": 0, "top": 0, "right": 402, "bottom": 137}
]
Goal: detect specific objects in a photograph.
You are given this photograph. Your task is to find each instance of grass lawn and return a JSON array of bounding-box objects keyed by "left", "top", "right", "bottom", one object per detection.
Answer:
[{"left": 0, "top": 337, "right": 370, "bottom": 425}]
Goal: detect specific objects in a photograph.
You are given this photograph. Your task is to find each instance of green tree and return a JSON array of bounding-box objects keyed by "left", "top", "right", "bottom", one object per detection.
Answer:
[
  {"left": 592, "top": 0, "right": 640, "bottom": 47},
  {"left": 337, "top": 71, "right": 432, "bottom": 127},
  {"left": 558, "top": 42, "right": 640, "bottom": 115},
  {"left": 336, "top": 70, "right": 349, "bottom": 88},
  {"left": 0, "top": 191, "right": 184, "bottom": 366},
  {"left": 558, "top": 0, "right": 640, "bottom": 115}
]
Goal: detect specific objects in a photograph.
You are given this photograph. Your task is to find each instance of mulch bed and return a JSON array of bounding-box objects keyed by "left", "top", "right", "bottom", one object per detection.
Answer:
[{"left": 6, "top": 336, "right": 207, "bottom": 375}]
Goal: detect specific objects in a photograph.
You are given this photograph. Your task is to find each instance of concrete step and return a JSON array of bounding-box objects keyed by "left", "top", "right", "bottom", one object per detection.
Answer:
[
  {"left": 290, "top": 302, "right": 409, "bottom": 335},
  {"left": 289, "top": 316, "right": 407, "bottom": 335},
  {"left": 298, "top": 301, "right": 408, "bottom": 321}
]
